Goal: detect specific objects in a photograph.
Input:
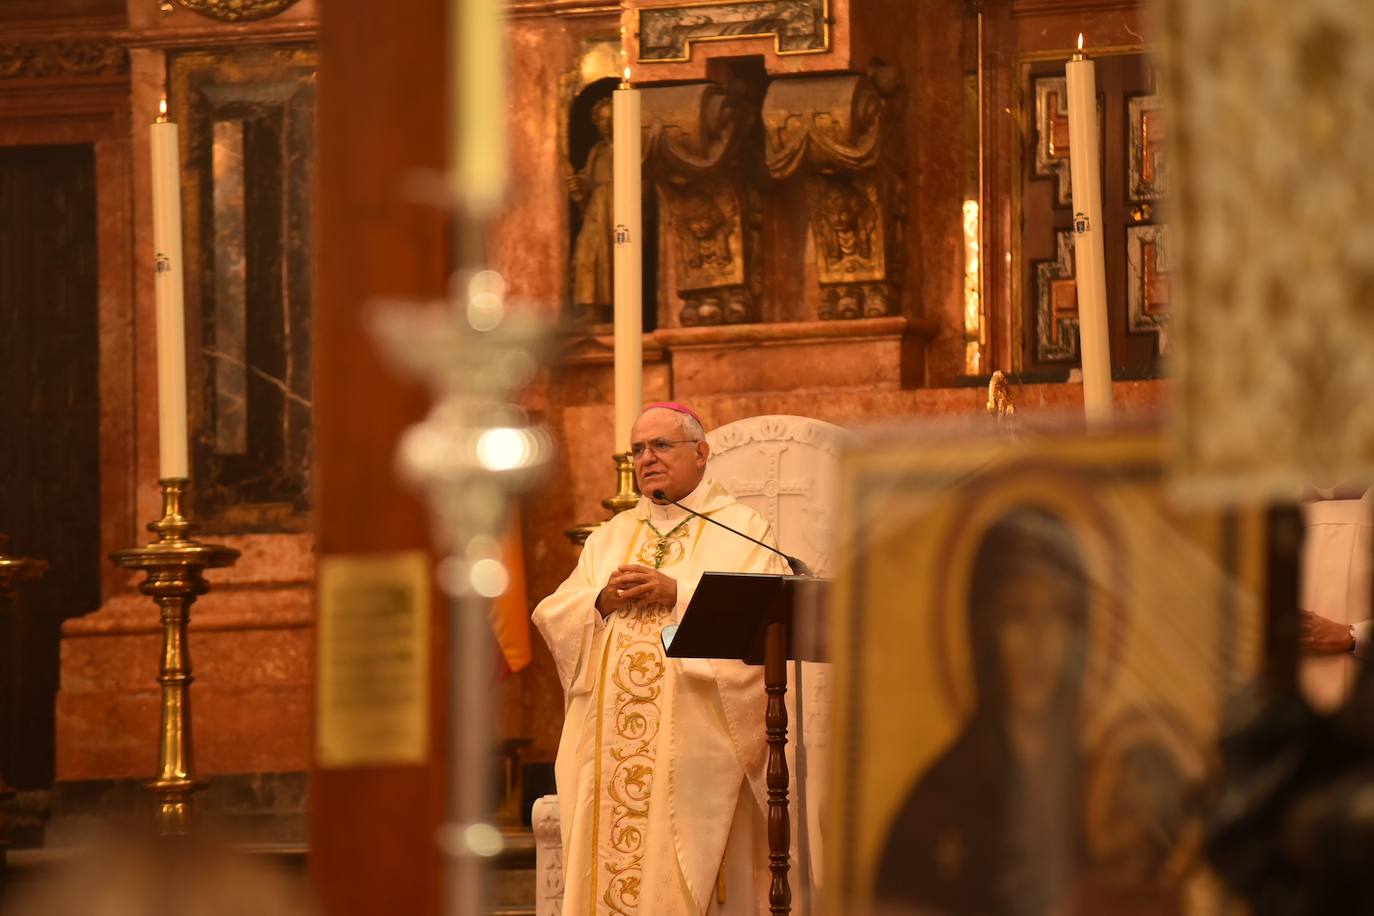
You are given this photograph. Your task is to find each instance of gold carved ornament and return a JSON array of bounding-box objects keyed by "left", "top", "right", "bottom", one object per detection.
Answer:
[
  {"left": 763, "top": 76, "right": 884, "bottom": 179},
  {"left": 174, "top": 0, "right": 301, "bottom": 23},
  {"left": 642, "top": 82, "right": 762, "bottom": 324},
  {"left": 0, "top": 42, "right": 126, "bottom": 80},
  {"left": 763, "top": 71, "right": 906, "bottom": 318}
]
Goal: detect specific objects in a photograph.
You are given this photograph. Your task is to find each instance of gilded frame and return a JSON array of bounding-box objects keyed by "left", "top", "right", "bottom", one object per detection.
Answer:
[{"left": 634, "top": 0, "right": 831, "bottom": 64}]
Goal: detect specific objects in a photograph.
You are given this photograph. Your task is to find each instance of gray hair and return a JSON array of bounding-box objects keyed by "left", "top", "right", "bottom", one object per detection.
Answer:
[
  {"left": 680, "top": 412, "right": 705, "bottom": 441},
  {"left": 640, "top": 406, "right": 705, "bottom": 441}
]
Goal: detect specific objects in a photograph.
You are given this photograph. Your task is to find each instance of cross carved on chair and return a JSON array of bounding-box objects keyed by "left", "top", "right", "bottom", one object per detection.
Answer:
[{"left": 727, "top": 442, "right": 813, "bottom": 532}]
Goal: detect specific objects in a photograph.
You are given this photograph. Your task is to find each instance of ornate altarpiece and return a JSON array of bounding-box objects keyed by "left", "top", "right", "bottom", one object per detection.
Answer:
[
  {"left": 642, "top": 79, "right": 764, "bottom": 326},
  {"left": 764, "top": 69, "right": 907, "bottom": 320}
]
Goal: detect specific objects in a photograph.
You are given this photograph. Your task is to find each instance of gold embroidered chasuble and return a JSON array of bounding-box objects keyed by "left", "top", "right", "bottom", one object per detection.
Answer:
[{"left": 533, "top": 478, "right": 786, "bottom": 916}]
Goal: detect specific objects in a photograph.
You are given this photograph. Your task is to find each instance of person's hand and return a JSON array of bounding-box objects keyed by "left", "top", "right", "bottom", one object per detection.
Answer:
[
  {"left": 595, "top": 577, "right": 628, "bottom": 617},
  {"left": 1299, "top": 609, "right": 1355, "bottom": 655},
  {"left": 596, "top": 565, "right": 677, "bottom": 617},
  {"left": 567, "top": 174, "right": 586, "bottom": 201}
]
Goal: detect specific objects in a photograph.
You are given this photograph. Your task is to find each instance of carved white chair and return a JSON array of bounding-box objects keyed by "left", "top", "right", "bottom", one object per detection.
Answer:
[
  {"left": 532, "top": 415, "right": 849, "bottom": 916},
  {"left": 706, "top": 413, "right": 847, "bottom": 909},
  {"left": 531, "top": 794, "right": 565, "bottom": 916}
]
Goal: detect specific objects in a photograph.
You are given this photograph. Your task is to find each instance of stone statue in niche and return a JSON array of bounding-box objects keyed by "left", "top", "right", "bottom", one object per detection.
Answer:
[
  {"left": 642, "top": 80, "right": 762, "bottom": 326},
  {"left": 568, "top": 97, "right": 614, "bottom": 324},
  {"left": 816, "top": 177, "right": 877, "bottom": 269},
  {"left": 764, "top": 68, "right": 907, "bottom": 319},
  {"left": 669, "top": 182, "right": 755, "bottom": 324},
  {"left": 812, "top": 172, "right": 892, "bottom": 318},
  {"left": 678, "top": 190, "right": 734, "bottom": 272}
]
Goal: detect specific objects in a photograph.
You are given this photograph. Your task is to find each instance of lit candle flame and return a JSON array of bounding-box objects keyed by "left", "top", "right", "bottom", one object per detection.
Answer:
[
  {"left": 157, "top": 95, "right": 168, "bottom": 123},
  {"left": 623, "top": 66, "right": 632, "bottom": 82},
  {"left": 1077, "top": 33, "right": 1084, "bottom": 51}
]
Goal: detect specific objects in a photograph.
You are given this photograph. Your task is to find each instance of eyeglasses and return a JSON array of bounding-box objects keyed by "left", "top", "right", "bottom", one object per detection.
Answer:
[{"left": 630, "top": 438, "right": 700, "bottom": 459}]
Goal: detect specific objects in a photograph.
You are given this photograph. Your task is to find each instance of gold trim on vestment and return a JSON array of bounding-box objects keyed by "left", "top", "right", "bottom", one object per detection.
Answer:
[
  {"left": 582, "top": 506, "right": 741, "bottom": 913},
  {"left": 600, "top": 607, "right": 669, "bottom": 913},
  {"left": 588, "top": 620, "right": 617, "bottom": 915},
  {"left": 587, "top": 519, "right": 707, "bottom": 914},
  {"left": 622, "top": 520, "right": 647, "bottom": 566}
]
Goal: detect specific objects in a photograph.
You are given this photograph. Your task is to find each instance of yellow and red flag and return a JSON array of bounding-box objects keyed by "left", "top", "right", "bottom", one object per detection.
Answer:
[{"left": 490, "top": 510, "right": 531, "bottom": 678}]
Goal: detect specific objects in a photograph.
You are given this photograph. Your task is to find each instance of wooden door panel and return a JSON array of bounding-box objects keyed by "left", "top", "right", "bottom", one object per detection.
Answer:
[{"left": 0, "top": 143, "right": 101, "bottom": 790}]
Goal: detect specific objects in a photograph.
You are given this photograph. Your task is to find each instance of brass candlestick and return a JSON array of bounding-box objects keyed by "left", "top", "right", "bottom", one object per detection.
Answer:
[
  {"left": 110, "top": 478, "right": 238, "bottom": 835},
  {"left": 564, "top": 452, "right": 641, "bottom": 545},
  {"left": 602, "top": 451, "right": 640, "bottom": 512}
]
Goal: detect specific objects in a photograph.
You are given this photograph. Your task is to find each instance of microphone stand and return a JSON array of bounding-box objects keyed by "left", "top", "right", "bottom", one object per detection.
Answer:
[
  {"left": 650, "top": 490, "right": 813, "bottom": 577},
  {"left": 653, "top": 489, "right": 816, "bottom": 915}
]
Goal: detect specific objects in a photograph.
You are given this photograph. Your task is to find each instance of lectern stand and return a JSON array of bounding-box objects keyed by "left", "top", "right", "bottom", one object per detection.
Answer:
[{"left": 666, "top": 572, "right": 829, "bottom": 916}]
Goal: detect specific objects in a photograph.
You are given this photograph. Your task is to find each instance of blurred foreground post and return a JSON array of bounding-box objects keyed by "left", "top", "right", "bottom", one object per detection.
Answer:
[{"left": 311, "top": 1, "right": 448, "bottom": 914}]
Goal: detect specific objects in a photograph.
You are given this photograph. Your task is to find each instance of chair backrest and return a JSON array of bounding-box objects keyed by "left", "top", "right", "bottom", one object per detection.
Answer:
[
  {"left": 707, "top": 414, "right": 848, "bottom": 894},
  {"left": 706, "top": 414, "right": 851, "bottom": 577}
]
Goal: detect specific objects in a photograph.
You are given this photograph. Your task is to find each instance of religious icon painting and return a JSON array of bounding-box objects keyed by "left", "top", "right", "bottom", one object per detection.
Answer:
[{"left": 826, "top": 427, "right": 1268, "bottom": 916}]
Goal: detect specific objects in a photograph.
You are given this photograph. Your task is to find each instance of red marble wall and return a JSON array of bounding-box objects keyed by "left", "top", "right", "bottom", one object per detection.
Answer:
[
  {"left": 910, "top": 0, "right": 971, "bottom": 387},
  {"left": 490, "top": 15, "right": 586, "bottom": 314}
]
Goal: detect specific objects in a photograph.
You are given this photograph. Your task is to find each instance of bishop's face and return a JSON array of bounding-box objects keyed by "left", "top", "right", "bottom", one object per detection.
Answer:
[{"left": 631, "top": 409, "right": 709, "bottom": 503}]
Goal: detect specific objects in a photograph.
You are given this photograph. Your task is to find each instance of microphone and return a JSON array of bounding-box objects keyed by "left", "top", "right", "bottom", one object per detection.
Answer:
[{"left": 651, "top": 489, "right": 813, "bottom": 577}]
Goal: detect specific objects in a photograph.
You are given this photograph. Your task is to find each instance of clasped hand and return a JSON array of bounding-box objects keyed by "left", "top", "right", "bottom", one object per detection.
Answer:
[
  {"left": 597, "top": 564, "right": 677, "bottom": 616},
  {"left": 1299, "top": 608, "right": 1354, "bottom": 655}
]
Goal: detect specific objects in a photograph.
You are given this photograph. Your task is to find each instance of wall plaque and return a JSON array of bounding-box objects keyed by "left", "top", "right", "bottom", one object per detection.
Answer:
[{"left": 316, "top": 551, "right": 431, "bottom": 768}]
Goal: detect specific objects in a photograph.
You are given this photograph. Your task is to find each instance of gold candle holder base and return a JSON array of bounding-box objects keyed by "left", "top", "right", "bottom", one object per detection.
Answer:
[
  {"left": 601, "top": 452, "right": 641, "bottom": 513},
  {"left": 564, "top": 452, "right": 641, "bottom": 545},
  {"left": 0, "top": 538, "right": 45, "bottom": 859},
  {"left": 110, "top": 478, "right": 239, "bottom": 835},
  {"left": 562, "top": 520, "right": 602, "bottom": 546},
  {"left": 0, "top": 542, "right": 48, "bottom": 601}
]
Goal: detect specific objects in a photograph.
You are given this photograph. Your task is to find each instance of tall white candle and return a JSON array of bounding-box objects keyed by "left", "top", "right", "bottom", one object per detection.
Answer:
[
  {"left": 449, "top": 0, "right": 507, "bottom": 216},
  {"left": 150, "top": 98, "right": 190, "bottom": 479},
  {"left": 612, "top": 69, "right": 643, "bottom": 455},
  {"left": 1066, "top": 34, "right": 1113, "bottom": 424}
]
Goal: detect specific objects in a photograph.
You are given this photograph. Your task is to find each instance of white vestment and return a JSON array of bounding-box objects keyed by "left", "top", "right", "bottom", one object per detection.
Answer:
[
  {"left": 533, "top": 478, "right": 786, "bottom": 916},
  {"left": 1300, "top": 492, "right": 1372, "bottom": 711}
]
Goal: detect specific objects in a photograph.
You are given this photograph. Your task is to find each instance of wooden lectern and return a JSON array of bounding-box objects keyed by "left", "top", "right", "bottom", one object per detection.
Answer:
[{"left": 666, "top": 571, "right": 830, "bottom": 916}]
